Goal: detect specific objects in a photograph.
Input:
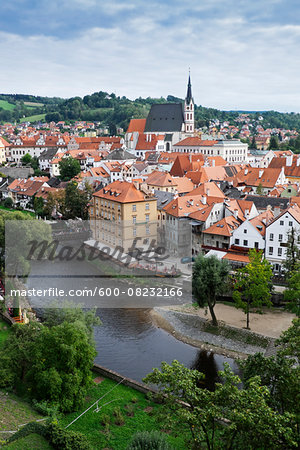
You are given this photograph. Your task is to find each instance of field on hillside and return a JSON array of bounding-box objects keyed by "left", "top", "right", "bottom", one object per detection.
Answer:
[
  {"left": 0, "top": 100, "right": 15, "bottom": 111},
  {"left": 21, "top": 114, "right": 46, "bottom": 123},
  {"left": 24, "top": 102, "right": 44, "bottom": 107}
]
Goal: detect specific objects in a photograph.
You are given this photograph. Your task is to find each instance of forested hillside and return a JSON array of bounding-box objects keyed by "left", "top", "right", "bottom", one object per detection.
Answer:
[{"left": 1, "top": 91, "right": 300, "bottom": 133}]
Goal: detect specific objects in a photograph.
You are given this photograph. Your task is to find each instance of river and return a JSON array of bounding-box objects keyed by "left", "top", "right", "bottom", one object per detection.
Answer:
[{"left": 25, "top": 257, "right": 240, "bottom": 386}]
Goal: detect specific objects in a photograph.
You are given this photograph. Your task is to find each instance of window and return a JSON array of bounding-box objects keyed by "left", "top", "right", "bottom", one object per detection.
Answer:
[
  {"left": 244, "top": 229, "right": 247, "bottom": 234},
  {"left": 133, "top": 216, "right": 136, "bottom": 225},
  {"left": 146, "top": 226, "right": 150, "bottom": 235},
  {"left": 278, "top": 248, "right": 282, "bottom": 256},
  {"left": 280, "top": 220, "right": 284, "bottom": 226},
  {"left": 243, "top": 240, "right": 248, "bottom": 246},
  {"left": 133, "top": 228, "right": 136, "bottom": 237},
  {"left": 90, "top": 208, "right": 93, "bottom": 215},
  {"left": 254, "top": 242, "right": 259, "bottom": 249},
  {"left": 269, "top": 247, "right": 273, "bottom": 255},
  {"left": 270, "top": 233, "right": 274, "bottom": 241},
  {"left": 289, "top": 221, "right": 293, "bottom": 227},
  {"left": 145, "top": 203, "right": 149, "bottom": 210},
  {"left": 278, "top": 234, "right": 283, "bottom": 242},
  {"left": 132, "top": 204, "right": 136, "bottom": 212},
  {"left": 145, "top": 214, "right": 149, "bottom": 223},
  {"left": 234, "top": 239, "right": 240, "bottom": 245}
]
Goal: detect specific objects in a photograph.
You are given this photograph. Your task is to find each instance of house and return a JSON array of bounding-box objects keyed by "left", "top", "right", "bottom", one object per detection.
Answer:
[
  {"left": 89, "top": 181, "right": 157, "bottom": 254},
  {"left": 0, "top": 136, "right": 10, "bottom": 164},
  {"left": 231, "top": 209, "right": 274, "bottom": 251},
  {"left": 265, "top": 204, "right": 300, "bottom": 272},
  {"left": 202, "top": 215, "right": 242, "bottom": 251},
  {"left": 230, "top": 167, "right": 287, "bottom": 194},
  {"left": 172, "top": 137, "right": 248, "bottom": 163}
]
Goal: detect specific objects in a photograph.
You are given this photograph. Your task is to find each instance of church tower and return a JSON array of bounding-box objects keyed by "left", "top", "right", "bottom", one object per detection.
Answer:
[{"left": 184, "top": 73, "right": 194, "bottom": 134}]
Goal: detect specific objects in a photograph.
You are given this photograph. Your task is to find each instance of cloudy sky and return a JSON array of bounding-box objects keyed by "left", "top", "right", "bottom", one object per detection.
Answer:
[{"left": 0, "top": 0, "right": 300, "bottom": 111}]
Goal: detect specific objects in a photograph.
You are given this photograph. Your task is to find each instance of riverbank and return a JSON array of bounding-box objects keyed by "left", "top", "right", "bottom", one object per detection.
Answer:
[{"left": 150, "top": 304, "right": 296, "bottom": 358}]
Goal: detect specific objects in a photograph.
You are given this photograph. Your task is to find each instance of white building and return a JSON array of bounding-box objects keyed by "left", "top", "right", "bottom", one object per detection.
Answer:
[{"left": 265, "top": 205, "right": 300, "bottom": 272}]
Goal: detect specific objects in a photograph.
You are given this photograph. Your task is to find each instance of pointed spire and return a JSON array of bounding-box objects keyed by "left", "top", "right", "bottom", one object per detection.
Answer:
[{"left": 186, "top": 71, "right": 192, "bottom": 104}]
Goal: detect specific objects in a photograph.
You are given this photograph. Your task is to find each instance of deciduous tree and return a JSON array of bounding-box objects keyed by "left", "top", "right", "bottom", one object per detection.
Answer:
[
  {"left": 192, "top": 254, "right": 230, "bottom": 326},
  {"left": 232, "top": 249, "right": 273, "bottom": 329}
]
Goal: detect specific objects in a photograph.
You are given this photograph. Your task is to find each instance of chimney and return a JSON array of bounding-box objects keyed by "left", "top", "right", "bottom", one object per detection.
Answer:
[
  {"left": 149, "top": 134, "right": 152, "bottom": 142},
  {"left": 201, "top": 195, "right": 207, "bottom": 205},
  {"left": 245, "top": 209, "right": 249, "bottom": 218},
  {"left": 244, "top": 168, "right": 248, "bottom": 175},
  {"left": 297, "top": 156, "right": 300, "bottom": 167},
  {"left": 286, "top": 154, "right": 293, "bottom": 166},
  {"left": 206, "top": 188, "right": 210, "bottom": 196},
  {"left": 189, "top": 199, "right": 194, "bottom": 206},
  {"left": 259, "top": 169, "right": 263, "bottom": 178},
  {"left": 189, "top": 154, "right": 192, "bottom": 163},
  {"left": 233, "top": 209, "right": 239, "bottom": 219},
  {"left": 211, "top": 159, "right": 215, "bottom": 167},
  {"left": 273, "top": 206, "right": 280, "bottom": 217}
]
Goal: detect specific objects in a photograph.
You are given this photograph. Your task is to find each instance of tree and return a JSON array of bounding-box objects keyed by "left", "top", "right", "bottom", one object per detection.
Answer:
[
  {"left": 283, "top": 227, "right": 300, "bottom": 279},
  {"left": 33, "top": 196, "right": 45, "bottom": 217},
  {"left": 256, "top": 182, "right": 265, "bottom": 195},
  {"left": 59, "top": 157, "right": 81, "bottom": 181},
  {"left": 143, "top": 361, "right": 296, "bottom": 450},
  {"left": 250, "top": 136, "right": 257, "bottom": 149},
  {"left": 3, "top": 197, "right": 13, "bottom": 209},
  {"left": 0, "top": 321, "right": 96, "bottom": 412},
  {"left": 232, "top": 249, "right": 273, "bottom": 329},
  {"left": 64, "top": 181, "right": 91, "bottom": 219},
  {"left": 284, "top": 270, "right": 300, "bottom": 316},
  {"left": 21, "top": 153, "right": 32, "bottom": 165},
  {"left": 269, "top": 136, "right": 279, "bottom": 150},
  {"left": 192, "top": 254, "right": 230, "bottom": 326},
  {"left": 276, "top": 317, "right": 300, "bottom": 361}
]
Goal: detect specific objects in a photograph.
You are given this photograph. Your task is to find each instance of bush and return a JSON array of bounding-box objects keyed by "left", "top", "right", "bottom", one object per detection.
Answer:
[
  {"left": 46, "top": 422, "right": 90, "bottom": 450},
  {"left": 113, "top": 406, "right": 125, "bottom": 426},
  {"left": 3, "top": 197, "right": 13, "bottom": 209},
  {"left": 7, "top": 421, "right": 90, "bottom": 450},
  {"left": 32, "top": 399, "right": 60, "bottom": 418},
  {"left": 127, "top": 430, "right": 173, "bottom": 450}
]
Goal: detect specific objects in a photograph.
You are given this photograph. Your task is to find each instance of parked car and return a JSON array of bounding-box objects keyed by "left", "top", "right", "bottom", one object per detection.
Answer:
[{"left": 180, "top": 257, "right": 193, "bottom": 264}]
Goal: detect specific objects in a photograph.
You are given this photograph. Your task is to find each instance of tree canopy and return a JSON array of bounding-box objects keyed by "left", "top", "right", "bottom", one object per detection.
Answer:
[
  {"left": 59, "top": 157, "right": 81, "bottom": 181},
  {"left": 232, "top": 249, "right": 273, "bottom": 329},
  {"left": 192, "top": 254, "right": 230, "bottom": 326}
]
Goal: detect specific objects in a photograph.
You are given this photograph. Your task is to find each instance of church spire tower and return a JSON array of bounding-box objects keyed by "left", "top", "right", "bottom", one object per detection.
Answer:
[{"left": 184, "top": 71, "right": 194, "bottom": 134}]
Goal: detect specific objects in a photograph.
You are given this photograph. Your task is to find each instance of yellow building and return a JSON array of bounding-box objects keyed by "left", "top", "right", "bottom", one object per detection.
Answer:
[{"left": 89, "top": 181, "right": 157, "bottom": 253}]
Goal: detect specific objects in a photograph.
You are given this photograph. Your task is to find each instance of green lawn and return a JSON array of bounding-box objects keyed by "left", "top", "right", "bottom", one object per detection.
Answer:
[
  {"left": 0, "top": 206, "right": 35, "bottom": 217},
  {"left": 0, "top": 100, "right": 15, "bottom": 111},
  {"left": 0, "top": 317, "right": 12, "bottom": 348},
  {"left": 0, "top": 390, "right": 44, "bottom": 441},
  {"left": 59, "top": 376, "right": 186, "bottom": 450},
  {"left": 4, "top": 433, "right": 53, "bottom": 449},
  {"left": 21, "top": 114, "right": 46, "bottom": 123}
]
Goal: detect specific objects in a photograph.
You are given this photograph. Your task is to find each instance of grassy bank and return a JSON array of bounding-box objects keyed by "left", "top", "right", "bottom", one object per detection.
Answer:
[
  {"left": 0, "top": 206, "right": 35, "bottom": 217},
  {"left": 59, "top": 376, "right": 186, "bottom": 449}
]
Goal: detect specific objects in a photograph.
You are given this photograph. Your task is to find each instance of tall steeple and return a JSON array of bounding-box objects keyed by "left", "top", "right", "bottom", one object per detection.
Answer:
[
  {"left": 184, "top": 71, "right": 194, "bottom": 134},
  {"left": 186, "top": 72, "right": 193, "bottom": 104}
]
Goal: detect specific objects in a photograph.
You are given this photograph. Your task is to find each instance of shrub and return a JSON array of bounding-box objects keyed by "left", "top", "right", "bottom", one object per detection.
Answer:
[
  {"left": 46, "top": 422, "right": 90, "bottom": 450},
  {"left": 3, "top": 197, "right": 13, "bottom": 209},
  {"left": 127, "top": 430, "right": 173, "bottom": 450},
  {"left": 100, "top": 413, "right": 111, "bottom": 427},
  {"left": 32, "top": 399, "right": 60, "bottom": 418},
  {"left": 6, "top": 421, "right": 90, "bottom": 450},
  {"left": 113, "top": 406, "right": 125, "bottom": 426}
]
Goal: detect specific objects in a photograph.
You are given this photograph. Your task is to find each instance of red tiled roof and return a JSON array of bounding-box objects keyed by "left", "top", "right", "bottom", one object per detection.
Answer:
[
  {"left": 126, "top": 119, "right": 146, "bottom": 134},
  {"left": 93, "top": 180, "right": 149, "bottom": 203}
]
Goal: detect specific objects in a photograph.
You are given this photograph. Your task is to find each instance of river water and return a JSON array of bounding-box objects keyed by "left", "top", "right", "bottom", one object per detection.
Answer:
[{"left": 25, "top": 258, "right": 239, "bottom": 385}]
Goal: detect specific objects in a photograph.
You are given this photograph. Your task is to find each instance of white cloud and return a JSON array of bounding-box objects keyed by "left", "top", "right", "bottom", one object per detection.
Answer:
[{"left": 0, "top": 8, "right": 300, "bottom": 111}]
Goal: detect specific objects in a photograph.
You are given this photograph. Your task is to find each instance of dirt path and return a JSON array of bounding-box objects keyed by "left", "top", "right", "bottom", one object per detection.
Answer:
[{"left": 166, "top": 304, "right": 296, "bottom": 339}]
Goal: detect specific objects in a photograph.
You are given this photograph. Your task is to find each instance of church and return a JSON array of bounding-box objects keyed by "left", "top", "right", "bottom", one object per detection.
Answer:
[{"left": 125, "top": 75, "right": 195, "bottom": 153}]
